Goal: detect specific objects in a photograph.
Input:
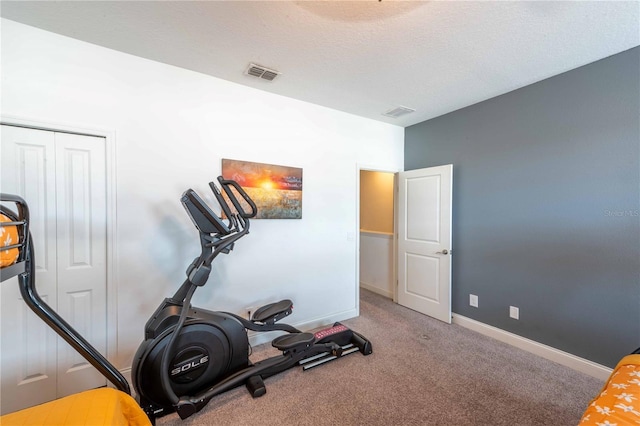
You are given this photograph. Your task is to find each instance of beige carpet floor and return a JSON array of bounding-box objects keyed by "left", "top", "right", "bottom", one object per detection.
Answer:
[{"left": 157, "top": 289, "right": 603, "bottom": 425}]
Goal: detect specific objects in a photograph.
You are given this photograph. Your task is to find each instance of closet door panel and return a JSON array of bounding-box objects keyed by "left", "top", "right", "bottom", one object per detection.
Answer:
[
  {"left": 0, "top": 125, "right": 58, "bottom": 413},
  {"left": 54, "top": 132, "right": 107, "bottom": 396}
]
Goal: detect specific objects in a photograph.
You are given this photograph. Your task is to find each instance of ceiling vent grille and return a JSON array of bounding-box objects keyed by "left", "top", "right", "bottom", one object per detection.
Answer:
[
  {"left": 382, "top": 106, "right": 415, "bottom": 118},
  {"left": 245, "top": 63, "right": 280, "bottom": 82}
]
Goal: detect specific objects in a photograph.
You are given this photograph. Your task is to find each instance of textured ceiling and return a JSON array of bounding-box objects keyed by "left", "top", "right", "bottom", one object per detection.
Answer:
[{"left": 1, "top": 1, "right": 639, "bottom": 127}]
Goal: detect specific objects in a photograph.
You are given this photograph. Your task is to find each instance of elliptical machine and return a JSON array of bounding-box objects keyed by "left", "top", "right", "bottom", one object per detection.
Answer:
[{"left": 132, "top": 177, "right": 372, "bottom": 422}]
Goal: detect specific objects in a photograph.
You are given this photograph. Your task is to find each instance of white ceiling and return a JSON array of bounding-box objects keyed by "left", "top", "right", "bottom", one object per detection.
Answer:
[{"left": 2, "top": 1, "right": 639, "bottom": 127}]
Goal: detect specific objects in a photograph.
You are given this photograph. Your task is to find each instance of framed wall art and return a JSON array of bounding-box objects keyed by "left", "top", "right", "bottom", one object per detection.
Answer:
[{"left": 221, "top": 159, "right": 302, "bottom": 219}]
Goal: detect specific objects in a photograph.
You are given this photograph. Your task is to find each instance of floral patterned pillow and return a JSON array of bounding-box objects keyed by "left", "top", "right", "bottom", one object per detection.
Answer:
[
  {"left": 580, "top": 355, "right": 640, "bottom": 426},
  {"left": 0, "top": 213, "right": 19, "bottom": 267}
]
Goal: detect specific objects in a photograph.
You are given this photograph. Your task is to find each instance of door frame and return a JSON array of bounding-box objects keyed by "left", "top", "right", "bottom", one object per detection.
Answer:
[
  {"left": 355, "top": 164, "right": 402, "bottom": 313},
  {"left": 1, "top": 114, "right": 119, "bottom": 369}
]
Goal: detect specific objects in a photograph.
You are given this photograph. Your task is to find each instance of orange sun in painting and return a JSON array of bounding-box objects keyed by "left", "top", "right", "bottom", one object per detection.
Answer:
[{"left": 260, "top": 180, "right": 275, "bottom": 190}]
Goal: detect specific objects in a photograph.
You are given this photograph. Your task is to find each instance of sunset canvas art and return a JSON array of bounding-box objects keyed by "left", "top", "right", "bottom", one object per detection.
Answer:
[{"left": 221, "top": 159, "right": 302, "bottom": 219}]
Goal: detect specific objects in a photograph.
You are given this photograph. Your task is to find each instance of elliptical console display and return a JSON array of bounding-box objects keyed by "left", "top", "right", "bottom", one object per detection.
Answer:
[{"left": 132, "top": 177, "right": 372, "bottom": 422}]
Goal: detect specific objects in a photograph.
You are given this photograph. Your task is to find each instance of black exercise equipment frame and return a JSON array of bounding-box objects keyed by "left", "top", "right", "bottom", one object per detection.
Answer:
[
  {"left": 0, "top": 194, "right": 132, "bottom": 395},
  {"left": 132, "top": 177, "right": 372, "bottom": 422}
]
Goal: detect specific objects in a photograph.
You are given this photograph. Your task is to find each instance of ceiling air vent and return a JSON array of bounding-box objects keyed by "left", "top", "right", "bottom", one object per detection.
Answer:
[
  {"left": 245, "top": 63, "right": 280, "bottom": 82},
  {"left": 382, "top": 106, "right": 415, "bottom": 118}
]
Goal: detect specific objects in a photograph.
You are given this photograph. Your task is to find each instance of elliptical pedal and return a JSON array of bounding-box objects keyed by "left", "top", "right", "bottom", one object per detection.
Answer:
[
  {"left": 297, "top": 322, "right": 373, "bottom": 371},
  {"left": 251, "top": 299, "right": 293, "bottom": 325},
  {"left": 299, "top": 343, "right": 360, "bottom": 371}
]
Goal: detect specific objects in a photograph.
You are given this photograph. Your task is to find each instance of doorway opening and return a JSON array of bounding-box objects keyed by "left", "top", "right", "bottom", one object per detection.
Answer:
[{"left": 358, "top": 169, "right": 396, "bottom": 302}]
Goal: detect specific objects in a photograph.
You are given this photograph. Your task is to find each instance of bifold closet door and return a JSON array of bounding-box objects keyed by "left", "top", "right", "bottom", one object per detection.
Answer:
[
  {"left": 0, "top": 125, "right": 108, "bottom": 414},
  {"left": 53, "top": 131, "right": 108, "bottom": 397},
  {"left": 1, "top": 126, "right": 58, "bottom": 414}
]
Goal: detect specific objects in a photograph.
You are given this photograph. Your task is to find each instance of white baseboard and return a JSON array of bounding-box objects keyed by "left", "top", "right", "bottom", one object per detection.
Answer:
[
  {"left": 452, "top": 314, "right": 612, "bottom": 382},
  {"left": 360, "top": 282, "right": 393, "bottom": 299},
  {"left": 121, "top": 367, "right": 132, "bottom": 384}
]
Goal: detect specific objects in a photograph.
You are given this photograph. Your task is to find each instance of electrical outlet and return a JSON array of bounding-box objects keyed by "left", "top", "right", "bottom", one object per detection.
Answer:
[
  {"left": 509, "top": 306, "right": 519, "bottom": 320},
  {"left": 469, "top": 294, "right": 478, "bottom": 308}
]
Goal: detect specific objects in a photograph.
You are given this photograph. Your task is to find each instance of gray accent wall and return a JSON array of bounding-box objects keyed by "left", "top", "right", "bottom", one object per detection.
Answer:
[{"left": 405, "top": 47, "right": 639, "bottom": 368}]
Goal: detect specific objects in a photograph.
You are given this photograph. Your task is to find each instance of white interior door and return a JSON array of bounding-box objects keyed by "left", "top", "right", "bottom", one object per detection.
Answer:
[
  {"left": 0, "top": 127, "right": 58, "bottom": 413},
  {"left": 0, "top": 125, "right": 108, "bottom": 414},
  {"left": 397, "top": 165, "right": 452, "bottom": 323},
  {"left": 54, "top": 132, "right": 108, "bottom": 396}
]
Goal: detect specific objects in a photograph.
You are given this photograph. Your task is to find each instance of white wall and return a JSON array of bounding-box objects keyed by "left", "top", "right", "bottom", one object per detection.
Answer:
[
  {"left": 1, "top": 19, "right": 404, "bottom": 369},
  {"left": 359, "top": 232, "right": 394, "bottom": 299}
]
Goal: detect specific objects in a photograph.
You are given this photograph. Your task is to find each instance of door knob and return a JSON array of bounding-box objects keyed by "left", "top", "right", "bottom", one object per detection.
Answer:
[{"left": 436, "top": 249, "right": 449, "bottom": 255}]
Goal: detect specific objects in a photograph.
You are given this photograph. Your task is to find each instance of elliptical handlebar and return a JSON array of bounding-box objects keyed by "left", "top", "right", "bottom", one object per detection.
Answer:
[
  {"left": 216, "top": 176, "right": 257, "bottom": 219},
  {"left": 182, "top": 176, "right": 256, "bottom": 242},
  {"left": 174, "top": 177, "right": 255, "bottom": 296},
  {"left": 208, "top": 181, "right": 234, "bottom": 230}
]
